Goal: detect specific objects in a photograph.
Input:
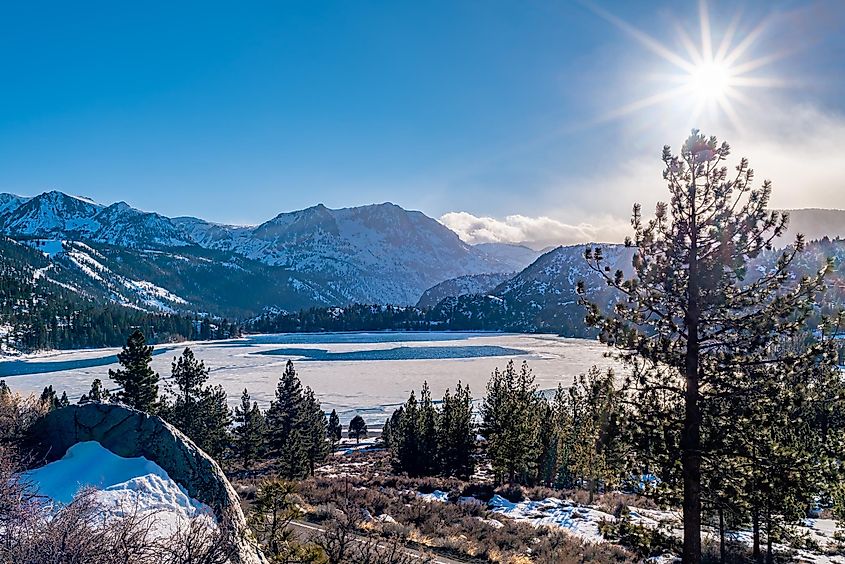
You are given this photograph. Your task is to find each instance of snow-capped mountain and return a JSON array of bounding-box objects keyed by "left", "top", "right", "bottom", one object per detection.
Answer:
[
  {"left": 174, "top": 202, "right": 514, "bottom": 303},
  {"left": 416, "top": 272, "right": 514, "bottom": 308},
  {"left": 430, "top": 244, "right": 634, "bottom": 335},
  {"left": 3, "top": 191, "right": 103, "bottom": 236},
  {"left": 89, "top": 202, "right": 193, "bottom": 247},
  {"left": 0, "top": 193, "right": 30, "bottom": 215},
  {"left": 0, "top": 191, "right": 523, "bottom": 310},
  {"left": 4, "top": 191, "right": 838, "bottom": 326},
  {"left": 0, "top": 191, "right": 192, "bottom": 249}
]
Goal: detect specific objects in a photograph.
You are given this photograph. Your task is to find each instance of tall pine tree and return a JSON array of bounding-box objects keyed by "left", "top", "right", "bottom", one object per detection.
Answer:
[
  {"left": 437, "top": 382, "right": 476, "bottom": 479},
  {"left": 162, "top": 347, "right": 232, "bottom": 458},
  {"left": 266, "top": 360, "right": 309, "bottom": 478},
  {"left": 480, "top": 360, "right": 542, "bottom": 484},
  {"left": 418, "top": 382, "right": 439, "bottom": 476},
  {"left": 303, "top": 387, "right": 329, "bottom": 475},
  {"left": 233, "top": 388, "right": 266, "bottom": 469},
  {"left": 166, "top": 347, "right": 208, "bottom": 437},
  {"left": 108, "top": 329, "right": 159, "bottom": 412},
  {"left": 327, "top": 409, "right": 342, "bottom": 448},
  {"left": 580, "top": 130, "right": 831, "bottom": 562}
]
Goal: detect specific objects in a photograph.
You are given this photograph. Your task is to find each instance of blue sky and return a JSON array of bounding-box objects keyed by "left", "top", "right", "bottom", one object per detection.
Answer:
[{"left": 1, "top": 1, "right": 843, "bottom": 245}]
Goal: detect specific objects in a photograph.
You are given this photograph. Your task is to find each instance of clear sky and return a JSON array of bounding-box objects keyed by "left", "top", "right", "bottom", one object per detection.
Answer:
[{"left": 1, "top": 1, "right": 843, "bottom": 246}]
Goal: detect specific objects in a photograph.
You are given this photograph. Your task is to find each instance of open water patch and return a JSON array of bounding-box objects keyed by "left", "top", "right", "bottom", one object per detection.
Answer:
[
  {"left": 0, "top": 347, "right": 172, "bottom": 377},
  {"left": 255, "top": 345, "right": 528, "bottom": 361}
]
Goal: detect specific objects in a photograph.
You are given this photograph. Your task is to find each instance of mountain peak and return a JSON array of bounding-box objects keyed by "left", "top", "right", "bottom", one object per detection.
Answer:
[{"left": 40, "top": 190, "right": 103, "bottom": 207}]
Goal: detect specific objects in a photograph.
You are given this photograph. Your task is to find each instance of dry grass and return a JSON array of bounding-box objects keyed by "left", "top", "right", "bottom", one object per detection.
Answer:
[{"left": 272, "top": 468, "right": 638, "bottom": 563}]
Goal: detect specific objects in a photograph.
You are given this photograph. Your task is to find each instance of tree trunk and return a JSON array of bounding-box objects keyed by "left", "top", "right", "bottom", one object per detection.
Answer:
[
  {"left": 719, "top": 506, "right": 726, "bottom": 564},
  {"left": 681, "top": 178, "right": 702, "bottom": 564},
  {"left": 682, "top": 274, "right": 702, "bottom": 560},
  {"left": 765, "top": 509, "right": 774, "bottom": 564},
  {"left": 752, "top": 508, "right": 761, "bottom": 562}
]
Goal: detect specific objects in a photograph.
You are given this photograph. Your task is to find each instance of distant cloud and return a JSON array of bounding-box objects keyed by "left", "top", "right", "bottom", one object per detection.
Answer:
[
  {"left": 439, "top": 211, "right": 629, "bottom": 249},
  {"left": 442, "top": 103, "right": 845, "bottom": 249}
]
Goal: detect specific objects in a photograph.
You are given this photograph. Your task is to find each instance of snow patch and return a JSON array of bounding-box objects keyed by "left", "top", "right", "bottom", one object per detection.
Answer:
[
  {"left": 418, "top": 490, "right": 449, "bottom": 503},
  {"left": 24, "top": 441, "right": 215, "bottom": 537},
  {"left": 24, "top": 239, "right": 65, "bottom": 258}
]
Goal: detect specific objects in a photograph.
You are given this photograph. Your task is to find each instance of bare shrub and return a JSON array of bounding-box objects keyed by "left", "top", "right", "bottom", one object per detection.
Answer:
[
  {"left": 0, "top": 390, "right": 47, "bottom": 448},
  {"left": 495, "top": 483, "right": 526, "bottom": 503},
  {"left": 531, "top": 529, "right": 635, "bottom": 563},
  {"left": 316, "top": 508, "right": 432, "bottom": 564},
  {"left": 156, "top": 517, "right": 236, "bottom": 564}
]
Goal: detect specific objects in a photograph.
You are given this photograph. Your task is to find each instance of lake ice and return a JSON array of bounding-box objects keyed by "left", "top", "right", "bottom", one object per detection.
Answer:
[{"left": 1, "top": 332, "right": 617, "bottom": 425}]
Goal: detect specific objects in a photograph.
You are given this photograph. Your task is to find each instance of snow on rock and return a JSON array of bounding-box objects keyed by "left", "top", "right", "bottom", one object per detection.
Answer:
[
  {"left": 418, "top": 489, "right": 450, "bottom": 503},
  {"left": 488, "top": 495, "right": 613, "bottom": 542},
  {"left": 24, "top": 441, "right": 215, "bottom": 536}
]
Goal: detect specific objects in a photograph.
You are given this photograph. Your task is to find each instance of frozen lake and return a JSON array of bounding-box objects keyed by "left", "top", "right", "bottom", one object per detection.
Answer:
[{"left": 1, "top": 332, "right": 618, "bottom": 425}]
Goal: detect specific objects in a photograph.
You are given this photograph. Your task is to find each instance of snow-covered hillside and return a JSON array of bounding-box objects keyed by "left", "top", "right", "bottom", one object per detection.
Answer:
[
  {"left": 429, "top": 244, "right": 635, "bottom": 335},
  {"left": 1, "top": 191, "right": 191, "bottom": 249},
  {"left": 416, "top": 272, "right": 514, "bottom": 308}
]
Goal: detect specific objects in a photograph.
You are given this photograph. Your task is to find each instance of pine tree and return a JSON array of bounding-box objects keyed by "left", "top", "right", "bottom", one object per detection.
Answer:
[
  {"left": 108, "top": 329, "right": 159, "bottom": 412},
  {"left": 303, "top": 387, "right": 329, "bottom": 475},
  {"left": 729, "top": 333, "right": 845, "bottom": 562},
  {"left": 167, "top": 347, "right": 209, "bottom": 436},
  {"left": 79, "top": 378, "right": 110, "bottom": 403},
  {"left": 163, "top": 347, "right": 231, "bottom": 458},
  {"left": 233, "top": 389, "right": 266, "bottom": 469},
  {"left": 198, "top": 384, "right": 232, "bottom": 459},
  {"left": 438, "top": 381, "right": 475, "bottom": 479},
  {"left": 418, "top": 382, "right": 439, "bottom": 475},
  {"left": 266, "top": 360, "right": 309, "bottom": 479},
  {"left": 390, "top": 392, "right": 422, "bottom": 475},
  {"left": 480, "top": 360, "right": 542, "bottom": 484},
  {"left": 327, "top": 409, "right": 342, "bottom": 448},
  {"left": 39, "top": 386, "right": 60, "bottom": 411},
  {"left": 580, "top": 130, "right": 832, "bottom": 562},
  {"left": 534, "top": 400, "right": 558, "bottom": 487},
  {"left": 562, "top": 366, "right": 625, "bottom": 502},
  {"left": 348, "top": 415, "right": 368, "bottom": 444}
]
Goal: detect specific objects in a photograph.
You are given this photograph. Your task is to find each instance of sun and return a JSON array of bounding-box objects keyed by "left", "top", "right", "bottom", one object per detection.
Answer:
[
  {"left": 688, "top": 60, "right": 732, "bottom": 103},
  {"left": 587, "top": 0, "right": 787, "bottom": 128}
]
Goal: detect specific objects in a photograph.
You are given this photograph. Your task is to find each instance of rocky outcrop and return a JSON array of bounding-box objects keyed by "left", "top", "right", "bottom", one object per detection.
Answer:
[{"left": 26, "top": 402, "right": 267, "bottom": 564}]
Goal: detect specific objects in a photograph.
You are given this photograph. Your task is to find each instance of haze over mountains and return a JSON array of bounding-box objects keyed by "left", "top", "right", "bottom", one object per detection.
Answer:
[{"left": 1, "top": 190, "right": 842, "bottom": 325}]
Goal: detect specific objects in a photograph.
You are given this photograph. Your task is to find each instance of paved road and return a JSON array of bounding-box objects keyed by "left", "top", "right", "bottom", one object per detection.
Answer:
[{"left": 288, "top": 520, "right": 467, "bottom": 564}]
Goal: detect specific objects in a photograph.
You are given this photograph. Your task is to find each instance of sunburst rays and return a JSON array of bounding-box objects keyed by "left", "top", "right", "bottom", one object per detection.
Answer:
[{"left": 586, "top": 0, "right": 790, "bottom": 130}]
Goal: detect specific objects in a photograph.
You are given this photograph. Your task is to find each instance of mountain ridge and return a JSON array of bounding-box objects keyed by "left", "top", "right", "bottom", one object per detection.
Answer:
[{"left": 0, "top": 191, "right": 539, "bottom": 314}]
